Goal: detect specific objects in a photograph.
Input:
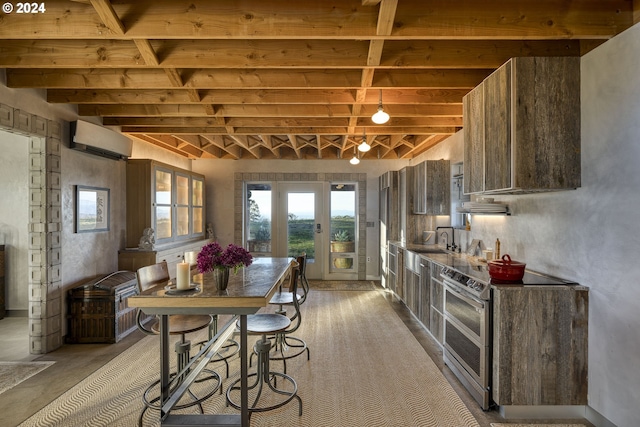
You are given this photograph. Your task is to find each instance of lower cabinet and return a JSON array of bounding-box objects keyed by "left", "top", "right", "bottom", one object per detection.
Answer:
[
  {"left": 492, "top": 285, "right": 588, "bottom": 406},
  {"left": 418, "top": 260, "right": 430, "bottom": 328},
  {"left": 429, "top": 262, "right": 444, "bottom": 344}
]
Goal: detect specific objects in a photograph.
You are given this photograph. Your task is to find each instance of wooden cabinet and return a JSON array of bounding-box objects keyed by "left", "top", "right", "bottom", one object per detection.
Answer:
[
  {"left": 0, "top": 245, "right": 4, "bottom": 319},
  {"left": 418, "top": 259, "right": 430, "bottom": 328},
  {"left": 387, "top": 244, "right": 398, "bottom": 293},
  {"left": 429, "top": 261, "right": 444, "bottom": 344},
  {"left": 463, "top": 84, "right": 484, "bottom": 194},
  {"left": 463, "top": 56, "right": 581, "bottom": 194},
  {"left": 118, "top": 239, "right": 209, "bottom": 279},
  {"left": 126, "top": 159, "right": 205, "bottom": 248},
  {"left": 492, "top": 285, "right": 588, "bottom": 406},
  {"left": 412, "top": 160, "right": 451, "bottom": 215}
]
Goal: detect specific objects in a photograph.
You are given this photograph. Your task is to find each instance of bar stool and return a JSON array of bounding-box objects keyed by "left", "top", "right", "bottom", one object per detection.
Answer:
[
  {"left": 226, "top": 271, "right": 303, "bottom": 419},
  {"left": 185, "top": 250, "right": 240, "bottom": 378},
  {"left": 263, "top": 257, "right": 310, "bottom": 374},
  {"left": 135, "top": 261, "right": 223, "bottom": 426},
  {"left": 294, "top": 253, "right": 310, "bottom": 304}
]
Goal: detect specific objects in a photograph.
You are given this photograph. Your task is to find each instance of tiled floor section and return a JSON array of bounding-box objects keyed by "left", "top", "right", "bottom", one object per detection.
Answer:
[{"left": 0, "top": 283, "right": 595, "bottom": 427}]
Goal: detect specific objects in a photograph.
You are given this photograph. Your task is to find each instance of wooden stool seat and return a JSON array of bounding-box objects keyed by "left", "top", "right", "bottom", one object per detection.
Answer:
[
  {"left": 151, "top": 314, "right": 213, "bottom": 336},
  {"left": 268, "top": 292, "right": 301, "bottom": 306},
  {"left": 244, "top": 313, "right": 291, "bottom": 334}
]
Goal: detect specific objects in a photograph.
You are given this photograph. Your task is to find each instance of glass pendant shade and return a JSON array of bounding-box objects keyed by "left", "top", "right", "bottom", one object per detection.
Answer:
[
  {"left": 349, "top": 155, "right": 360, "bottom": 165},
  {"left": 371, "top": 90, "right": 390, "bottom": 124},
  {"left": 358, "top": 137, "right": 371, "bottom": 152},
  {"left": 371, "top": 107, "right": 390, "bottom": 124}
]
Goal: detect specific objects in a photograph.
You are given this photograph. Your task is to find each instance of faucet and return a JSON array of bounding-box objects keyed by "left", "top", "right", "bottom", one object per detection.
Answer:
[{"left": 436, "top": 226, "right": 459, "bottom": 252}]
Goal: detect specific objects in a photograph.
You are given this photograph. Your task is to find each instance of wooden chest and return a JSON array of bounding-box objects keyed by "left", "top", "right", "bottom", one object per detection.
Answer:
[{"left": 67, "top": 271, "right": 149, "bottom": 343}]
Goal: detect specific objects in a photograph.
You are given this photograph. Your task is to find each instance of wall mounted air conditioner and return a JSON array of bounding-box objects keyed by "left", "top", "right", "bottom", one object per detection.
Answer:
[{"left": 70, "top": 120, "right": 132, "bottom": 160}]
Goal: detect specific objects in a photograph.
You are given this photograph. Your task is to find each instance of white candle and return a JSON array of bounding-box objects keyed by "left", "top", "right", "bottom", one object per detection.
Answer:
[{"left": 176, "top": 262, "right": 190, "bottom": 290}]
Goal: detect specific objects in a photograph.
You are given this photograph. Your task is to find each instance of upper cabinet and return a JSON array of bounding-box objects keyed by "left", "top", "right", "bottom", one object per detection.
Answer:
[
  {"left": 463, "top": 57, "right": 581, "bottom": 194},
  {"left": 126, "top": 159, "right": 206, "bottom": 248},
  {"left": 413, "top": 160, "right": 451, "bottom": 215}
]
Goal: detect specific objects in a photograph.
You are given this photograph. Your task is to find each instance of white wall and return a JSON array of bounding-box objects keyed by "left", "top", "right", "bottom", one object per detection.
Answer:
[
  {"left": 417, "top": 24, "right": 640, "bottom": 427},
  {"left": 0, "top": 131, "right": 30, "bottom": 312}
]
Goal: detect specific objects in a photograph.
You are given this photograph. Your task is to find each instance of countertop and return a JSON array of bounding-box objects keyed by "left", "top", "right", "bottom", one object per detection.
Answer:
[{"left": 389, "top": 241, "right": 583, "bottom": 288}]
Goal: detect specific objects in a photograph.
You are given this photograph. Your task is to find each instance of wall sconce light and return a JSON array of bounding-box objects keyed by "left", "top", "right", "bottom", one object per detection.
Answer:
[
  {"left": 358, "top": 131, "right": 371, "bottom": 152},
  {"left": 371, "top": 90, "right": 390, "bottom": 124}
]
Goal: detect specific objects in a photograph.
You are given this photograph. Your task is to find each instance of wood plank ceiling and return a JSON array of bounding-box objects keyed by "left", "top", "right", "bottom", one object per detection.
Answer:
[{"left": 0, "top": 0, "right": 636, "bottom": 160}]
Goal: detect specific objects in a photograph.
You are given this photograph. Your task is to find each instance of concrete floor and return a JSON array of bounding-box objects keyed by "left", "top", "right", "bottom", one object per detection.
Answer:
[{"left": 0, "top": 285, "right": 595, "bottom": 427}]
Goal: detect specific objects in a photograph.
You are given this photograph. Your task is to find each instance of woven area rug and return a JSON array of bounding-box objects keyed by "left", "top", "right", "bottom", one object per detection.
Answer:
[
  {"left": 308, "top": 279, "right": 378, "bottom": 291},
  {"left": 491, "top": 425, "right": 585, "bottom": 427},
  {"left": 0, "top": 361, "right": 55, "bottom": 395},
  {"left": 19, "top": 289, "right": 479, "bottom": 427}
]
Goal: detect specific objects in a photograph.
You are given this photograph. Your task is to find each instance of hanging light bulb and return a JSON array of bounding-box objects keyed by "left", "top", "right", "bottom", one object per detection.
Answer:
[
  {"left": 349, "top": 146, "right": 360, "bottom": 165},
  {"left": 358, "top": 131, "right": 371, "bottom": 152},
  {"left": 371, "top": 89, "right": 390, "bottom": 124}
]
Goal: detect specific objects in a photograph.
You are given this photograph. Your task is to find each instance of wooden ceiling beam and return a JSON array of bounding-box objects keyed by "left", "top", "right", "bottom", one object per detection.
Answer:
[
  {"left": 79, "top": 103, "right": 463, "bottom": 118},
  {"left": 199, "top": 135, "right": 242, "bottom": 160},
  {"left": 49, "top": 88, "right": 468, "bottom": 104},
  {"left": 103, "top": 116, "right": 460, "bottom": 128},
  {"left": 0, "top": 0, "right": 629, "bottom": 40},
  {"left": 0, "top": 39, "right": 583, "bottom": 69},
  {"left": 120, "top": 126, "right": 459, "bottom": 135}
]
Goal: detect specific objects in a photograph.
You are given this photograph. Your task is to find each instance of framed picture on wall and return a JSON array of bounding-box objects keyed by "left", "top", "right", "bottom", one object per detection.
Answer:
[{"left": 76, "top": 186, "right": 110, "bottom": 233}]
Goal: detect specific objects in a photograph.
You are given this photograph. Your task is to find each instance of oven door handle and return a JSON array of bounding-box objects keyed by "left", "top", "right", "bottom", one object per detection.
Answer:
[{"left": 443, "top": 280, "right": 485, "bottom": 310}]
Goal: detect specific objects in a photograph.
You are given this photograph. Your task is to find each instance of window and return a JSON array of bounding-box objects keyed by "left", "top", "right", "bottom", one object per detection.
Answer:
[{"left": 246, "top": 183, "right": 272, "bottom": 254}]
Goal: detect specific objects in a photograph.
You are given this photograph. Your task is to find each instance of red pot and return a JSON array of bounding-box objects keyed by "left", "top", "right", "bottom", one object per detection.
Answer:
[{"left": 488, "top": 254, "right": 526, "bottom": 282}]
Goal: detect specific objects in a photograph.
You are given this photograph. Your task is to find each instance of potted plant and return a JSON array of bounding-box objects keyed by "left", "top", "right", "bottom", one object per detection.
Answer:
[
  {"left": 330, "top": 230, "right": 355, "bottom": 269},
  {"left": 197, "top": 242, "right": 253, "bottom": 290}
]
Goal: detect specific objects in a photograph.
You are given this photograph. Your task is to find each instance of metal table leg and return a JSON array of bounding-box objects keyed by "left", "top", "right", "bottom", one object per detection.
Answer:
[{"left": 240, "top": 314, "right": 248, "bottom": 427}]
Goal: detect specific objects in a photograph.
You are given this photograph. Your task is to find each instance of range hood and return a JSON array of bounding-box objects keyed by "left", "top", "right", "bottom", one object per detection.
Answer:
[{"left": 70, "top": 120, "right": 132, "bottom": 160}]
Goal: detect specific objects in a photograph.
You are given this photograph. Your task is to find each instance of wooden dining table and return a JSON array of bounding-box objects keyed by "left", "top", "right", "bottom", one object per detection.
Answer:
[{"left": 128, "top": 257, "right": 296, "bottom": 427}]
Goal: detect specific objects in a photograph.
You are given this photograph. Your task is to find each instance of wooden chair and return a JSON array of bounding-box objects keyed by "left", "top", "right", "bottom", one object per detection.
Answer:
[{"left": 135, "top": 261, "right": 222, "bottom": 426}]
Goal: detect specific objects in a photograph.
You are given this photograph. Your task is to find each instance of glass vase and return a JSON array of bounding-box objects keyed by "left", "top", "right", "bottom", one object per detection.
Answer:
[{"left": 214, "top": 267, "right": 230, "bottom": 290}]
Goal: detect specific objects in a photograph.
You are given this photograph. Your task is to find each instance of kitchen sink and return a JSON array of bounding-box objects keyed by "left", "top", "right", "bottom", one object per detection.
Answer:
[{"left": 410, "top": 247, "right": 448, "bottom": 254}]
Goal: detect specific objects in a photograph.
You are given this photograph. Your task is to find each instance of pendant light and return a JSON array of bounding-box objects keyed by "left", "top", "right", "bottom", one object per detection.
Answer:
[
  {"left": 358, "top": 130, "right": 371, "bottom": 152},
  {"left": 371, "top": 89, "right": 390, "bottom": 124},
  {"left": 349, "top": 146, "right": 360, "bottom": 165}
]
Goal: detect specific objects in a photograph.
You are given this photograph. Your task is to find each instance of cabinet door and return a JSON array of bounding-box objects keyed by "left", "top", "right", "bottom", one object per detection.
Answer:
[
  {"left": 175, "top": 172, "right": 191, "bottom": 239},
  {"left": 425, "top": 160, "right": 450, "bottom": 215},
  {"left": 419, "top": 261, "right": 430, "bottom": 327},
  {"left": 412, "top": 162, "right": 426, "bottom": 214},
  {"left": 483, "top": 61, "right": 512, "bottom": 192},
  {"left": 154, "top": 167, "right": 173, "bottom": 243},
  {"left": 463, "top": 84, "right": 484, "bottom": 194},
  {"left": 512, "top": 57, "right": 581, "bottom": 191},
  {"left": 192, "top": 176, "right": 205, "bottom": 237}
]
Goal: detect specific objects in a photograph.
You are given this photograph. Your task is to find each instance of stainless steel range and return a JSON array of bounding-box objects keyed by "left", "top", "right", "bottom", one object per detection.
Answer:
[{"left": 440, "top": 266, "right": 492, "bottom": 410}]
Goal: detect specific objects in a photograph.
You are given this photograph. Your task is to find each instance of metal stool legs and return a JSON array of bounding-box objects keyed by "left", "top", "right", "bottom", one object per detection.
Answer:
[
  {"left": 139, "top": 335, "right": 223, "bottom": 427},
  {"left": 226, "top": 333, "right": 302, "bottom": 419}
]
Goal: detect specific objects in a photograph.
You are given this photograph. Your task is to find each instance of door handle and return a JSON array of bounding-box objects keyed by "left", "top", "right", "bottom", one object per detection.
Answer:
[{"left": 316, "top": 223, "right": 322, "bottom": 233}]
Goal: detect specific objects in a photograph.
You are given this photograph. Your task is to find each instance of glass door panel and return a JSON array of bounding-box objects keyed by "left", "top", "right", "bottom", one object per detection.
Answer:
[
  {"left": 287, "top": 192, "right": 315, "bottom": 259},
  {"left": 246, "top": 183, "right": 272, "bottom": 255},
  {"left": 330, "top": 183, "right": 356, "bottom": 273},
  {"left": 192, "top": 177, "right": 204, "bottom": 235},
  {"left": 276, "top": 183, "right": 323, "bottom": 279},
  {"left": 154, "top": 169, "right": 173, "bottom": 241},
  {"left": 176, "top": 173, "right": 190, "bottom": 237}
]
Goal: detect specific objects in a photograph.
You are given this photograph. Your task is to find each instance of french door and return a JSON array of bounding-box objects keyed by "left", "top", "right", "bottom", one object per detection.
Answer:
[{"left": 275, "top": 183, "right": 324, "bottom": 279}]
